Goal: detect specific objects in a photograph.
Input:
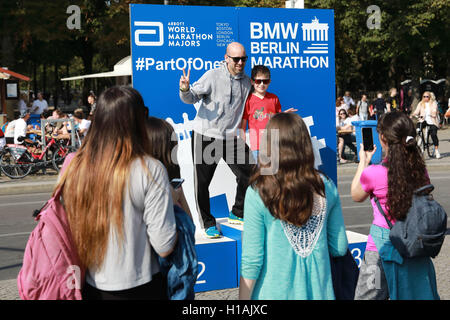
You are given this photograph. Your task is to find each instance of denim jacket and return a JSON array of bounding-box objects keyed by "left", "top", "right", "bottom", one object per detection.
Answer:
[
  {"left": 158, "top": 206, "right": 198, "bottom": 300},
  {"left": 370, "top": 224, "right": 439, "bottom": 300}
]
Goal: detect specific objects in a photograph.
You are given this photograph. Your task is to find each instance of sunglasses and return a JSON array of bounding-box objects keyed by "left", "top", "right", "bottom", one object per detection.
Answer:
[
  {"left": 227, "top": 55, "right": 248, "bottom": 63},
  {"left": 253, "top": 79, "right": 271, "bottom": 85}
]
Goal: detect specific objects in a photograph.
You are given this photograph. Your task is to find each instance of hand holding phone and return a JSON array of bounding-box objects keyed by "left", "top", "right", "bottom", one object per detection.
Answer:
[
  {"left": 362, "top": 128, "right": 374, "bottom": 151},
  {"left": 170, "top": 178, "right": 185, "bottom": 189}
]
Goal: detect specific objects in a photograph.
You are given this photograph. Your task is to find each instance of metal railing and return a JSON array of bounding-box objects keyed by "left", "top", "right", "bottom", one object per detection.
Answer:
[{"left": 38, "top": 118, "right": 78, "bottom": 149}]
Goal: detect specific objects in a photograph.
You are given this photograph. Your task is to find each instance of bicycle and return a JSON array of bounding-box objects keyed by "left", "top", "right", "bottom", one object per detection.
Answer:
[
  {"left": 415, "top": 117, "right": 434, "bottom": 158},
  {"left": 0, "top": 134, "right": 74, "bottom": 179}
]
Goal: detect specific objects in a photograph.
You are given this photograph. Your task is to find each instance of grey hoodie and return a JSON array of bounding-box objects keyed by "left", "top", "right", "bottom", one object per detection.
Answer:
[{"left": 180, "top": 61, "right": 251, "bottom": 139}]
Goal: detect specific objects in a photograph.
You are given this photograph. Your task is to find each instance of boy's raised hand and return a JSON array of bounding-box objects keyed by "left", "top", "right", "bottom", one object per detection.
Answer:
[
  {"left": 283, "top": 107, "right": 298, "bottom": 113},
  {"left": 179, "top": 68, "right": 190, "bottom": 91}
]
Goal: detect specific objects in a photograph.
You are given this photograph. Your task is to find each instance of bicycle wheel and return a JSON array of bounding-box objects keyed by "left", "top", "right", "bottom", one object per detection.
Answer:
[
  {"left": 415, "top": 130, "right": 425, "bottom": 154},
  {"left": 0, "top": 149, "right": 33, "bottom": 179},
  {"left": 52, "top": 145, "right": 75, "bottom": 172}
]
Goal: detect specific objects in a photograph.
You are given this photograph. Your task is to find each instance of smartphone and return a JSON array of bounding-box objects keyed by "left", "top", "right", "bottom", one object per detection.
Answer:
[
  {"left": 362, "top": 128, "right": 374, "bottom": 151},
  {"left": 170, "top": 178, "right": 185, "bottom": 189}
]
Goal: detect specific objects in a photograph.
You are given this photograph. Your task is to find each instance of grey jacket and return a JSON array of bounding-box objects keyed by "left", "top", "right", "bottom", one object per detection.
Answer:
[{"left": 180, "top": 61, "right": 251, "bottom": 139}]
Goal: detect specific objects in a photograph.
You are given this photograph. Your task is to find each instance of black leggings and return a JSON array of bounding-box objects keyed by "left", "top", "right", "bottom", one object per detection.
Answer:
[
  {"left": 82, "top": 272, "right": 168, "bottom": 300},
  {"left": 417, "top": 122, "right": 439, "bottom": 147}
]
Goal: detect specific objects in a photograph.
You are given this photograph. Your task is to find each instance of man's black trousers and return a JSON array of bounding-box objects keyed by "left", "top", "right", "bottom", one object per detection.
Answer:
[{"left": 191, "top": 131, "right": 255, "bottom": 230}]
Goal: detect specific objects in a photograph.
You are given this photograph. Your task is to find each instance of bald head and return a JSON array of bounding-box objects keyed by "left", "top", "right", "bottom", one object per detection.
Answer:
[
  {"left": 225, "top": 42, "right": 247, "bottom": 76},
  {"left": 226, "top": 42, "right": 245, "bottom": 56}
]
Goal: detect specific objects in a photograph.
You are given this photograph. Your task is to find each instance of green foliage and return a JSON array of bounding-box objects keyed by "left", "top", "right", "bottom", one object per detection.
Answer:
[
  {"left": 307, "top": 0, "right": 450, "bottom": 94},
  {"left": 1, "top": 0, "right": 448, "bottom": 99}
]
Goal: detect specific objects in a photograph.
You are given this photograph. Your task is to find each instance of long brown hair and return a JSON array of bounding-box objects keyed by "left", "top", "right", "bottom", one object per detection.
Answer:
[
  {"left": 377, "top": 112, "right": 429, "bottom": 220},
  {"left": 146, "top": 116, "right": 180, "bottom": 181},
  {"left": 250, "top": 113, "right": 325, "bottom": 226},
  {"left": 55, "top": 86, "right": 152, "bottom": 269}
]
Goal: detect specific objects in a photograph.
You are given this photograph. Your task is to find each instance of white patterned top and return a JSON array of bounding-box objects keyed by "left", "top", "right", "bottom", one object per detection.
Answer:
[{"left": 280, "top": 193, "right": 327, "bottom": 258}]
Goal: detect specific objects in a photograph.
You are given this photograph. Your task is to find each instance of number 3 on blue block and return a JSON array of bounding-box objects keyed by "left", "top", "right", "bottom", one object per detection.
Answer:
[{"left": 349, "top": 242, "right": 366, "bottom": 269}]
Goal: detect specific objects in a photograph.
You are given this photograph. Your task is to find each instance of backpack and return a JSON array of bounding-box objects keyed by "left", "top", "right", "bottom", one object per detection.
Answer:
[
  {"left": 374, "top": 184, "right": 447, "bottom": 259},
  {"left": 17, "top": 153, "right": 84, "bottom": 300}
]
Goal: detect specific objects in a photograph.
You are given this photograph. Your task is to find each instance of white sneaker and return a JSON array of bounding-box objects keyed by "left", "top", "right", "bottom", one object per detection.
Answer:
[{"left": 435, "top": 150, "right": 441, "bottom": 159}]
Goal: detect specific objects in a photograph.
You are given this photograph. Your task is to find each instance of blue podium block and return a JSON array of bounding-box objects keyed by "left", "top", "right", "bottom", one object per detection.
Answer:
[
  {"left": 194, "top": 235, "right": 237, "bottom": 293},
  {"left": 346, "top": 231, "right": 368, "bottom": 269},
  {"left": 219, "top": 219, "right": 243, "bottom": 282},
  {"left": 210, "top": 194, "right": 230, "bottom": 219}
]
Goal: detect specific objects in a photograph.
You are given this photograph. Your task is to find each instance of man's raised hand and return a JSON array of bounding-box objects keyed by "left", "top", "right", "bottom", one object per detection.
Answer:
[{"left": 180, "top": 68, "right": 190, "bottom": 91}]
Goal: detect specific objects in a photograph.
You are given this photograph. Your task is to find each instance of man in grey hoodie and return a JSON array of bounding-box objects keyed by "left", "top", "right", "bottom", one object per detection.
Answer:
[{"left": 179, "top": 42, "right": 254, "bottom": 238}]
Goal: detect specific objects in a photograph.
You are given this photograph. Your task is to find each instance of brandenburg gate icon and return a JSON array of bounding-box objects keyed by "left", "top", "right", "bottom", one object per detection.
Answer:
[{"left": 302, "top": 17, "right": 329, "bottom": 41}]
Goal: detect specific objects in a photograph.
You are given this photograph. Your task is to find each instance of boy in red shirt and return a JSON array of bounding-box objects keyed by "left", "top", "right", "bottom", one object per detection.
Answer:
[{"left": 240, "top": 65, "right": 296, "bottom": 160}]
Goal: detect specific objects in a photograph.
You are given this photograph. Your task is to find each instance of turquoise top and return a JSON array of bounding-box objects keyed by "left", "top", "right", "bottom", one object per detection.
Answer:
[{"left": 241, "top": 176, "right": 348, "bottom": 300}]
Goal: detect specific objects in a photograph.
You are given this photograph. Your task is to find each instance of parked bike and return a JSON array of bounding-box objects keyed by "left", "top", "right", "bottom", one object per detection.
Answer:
[{"left": 0, "top": 135, "right": 74, "bottom": 179}]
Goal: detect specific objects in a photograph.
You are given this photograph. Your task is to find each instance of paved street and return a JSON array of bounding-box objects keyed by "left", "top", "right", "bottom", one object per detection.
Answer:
[{"left": 1, "top": 127, "right": 449, "bottom": 300}]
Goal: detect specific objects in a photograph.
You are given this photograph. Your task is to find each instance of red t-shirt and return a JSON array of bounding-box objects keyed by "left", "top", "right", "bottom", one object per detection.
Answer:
[{"left": 243, "top": 92, "right": 281, "bottom": 151}]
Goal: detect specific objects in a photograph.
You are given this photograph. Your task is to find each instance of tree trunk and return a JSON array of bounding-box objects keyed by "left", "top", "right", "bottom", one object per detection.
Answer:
[
  {"left": 81, "top": 40, "right": 94, "bottom": 107},
  {"left": 54, "top": 62, "right": 59, "bottom": 108},
  {"left": 43, "top": 62, "right": 47, "bottom": 95},
  {"left": 33, "top": 61, "right": 37, "bottom": 97}
]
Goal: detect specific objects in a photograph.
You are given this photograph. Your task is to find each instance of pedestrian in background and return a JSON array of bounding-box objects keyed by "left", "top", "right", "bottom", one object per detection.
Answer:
[
  {"left": 239, "top": 112, "right": 348, "bottom": 300},
  {"left": 88, "top": 92, "right": 97, "bottom": 118},
  {"left": 373, "top": 92, "right": 386, "bottom": 120},
  {"left": 351, "top": 112, "right": 439, "bottom": 300},
  {"left": 386, "top": 88, "right": 399, "bottom": 112},
  {"left": 56, "top": 86, "right": 178, "bottom": 300},
  {"left": 356, "top": 94, "right": 369, "bottom": 121},
  {"left": 343, "top": 91, "right": 355, "bottom": 108},
  {"left": 31, "top": 92, "right": 48, "bottom": 115},
  {"left": 412, "top": 91, "right": 441, "bottom": 159}
]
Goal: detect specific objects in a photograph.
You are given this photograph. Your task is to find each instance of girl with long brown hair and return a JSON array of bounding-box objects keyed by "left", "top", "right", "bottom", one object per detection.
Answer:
[
  {"left": 351, "top": 111, "right": 439, "bottom": 300},
  {"left": 146, "top": 116, "right": 192, "bottom": 218},
  {"left": 239, "top": 112, "right": 348, "bottom": 300},
  {"left": 56, "top": 86, "right": 177, "bottom": 300}
]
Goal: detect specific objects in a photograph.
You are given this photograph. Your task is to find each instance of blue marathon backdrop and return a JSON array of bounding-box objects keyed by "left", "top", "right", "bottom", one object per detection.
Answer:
[{"left": 130, "top": 4, "right": 345, "bottom": 292}]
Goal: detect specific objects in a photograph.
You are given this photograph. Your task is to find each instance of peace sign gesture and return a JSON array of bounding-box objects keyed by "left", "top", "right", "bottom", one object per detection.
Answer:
[{"left": 179, "top": 68, "right": 190, "bottom": 91}]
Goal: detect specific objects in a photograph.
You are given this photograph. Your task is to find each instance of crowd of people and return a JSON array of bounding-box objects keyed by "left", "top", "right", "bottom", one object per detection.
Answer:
[
  {"left": 15, "top": 41, "right": 446, "bottom": 301},
  {"left": 0, "top": 95, "right": 93, "bottom": 154},
  {"left": 336, "top": 87, "right": 449, "bottom": 162}
]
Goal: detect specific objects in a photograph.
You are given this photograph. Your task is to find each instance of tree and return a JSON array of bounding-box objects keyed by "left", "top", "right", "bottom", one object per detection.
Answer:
[{"left": 306, "top": 0, "right": 450, "bottom": 96}]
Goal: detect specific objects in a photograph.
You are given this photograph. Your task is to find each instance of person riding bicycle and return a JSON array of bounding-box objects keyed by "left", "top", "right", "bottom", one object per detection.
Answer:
[{"left": 412, "top": 91, "right": 441, "bottom": 159}]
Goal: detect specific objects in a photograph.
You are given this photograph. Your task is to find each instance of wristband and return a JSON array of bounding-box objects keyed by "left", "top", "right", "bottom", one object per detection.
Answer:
[{"left": 179, "top": 86, "right": 189, "bottom": 92}]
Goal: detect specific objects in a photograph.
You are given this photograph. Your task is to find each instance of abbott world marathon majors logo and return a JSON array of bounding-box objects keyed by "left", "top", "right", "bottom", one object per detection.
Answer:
[
  {"left": 134, "top": 20, "right": 213, "bottom": 47},
  {"left": 249, "top": 17, "right": 330, "bottom": 69}
]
